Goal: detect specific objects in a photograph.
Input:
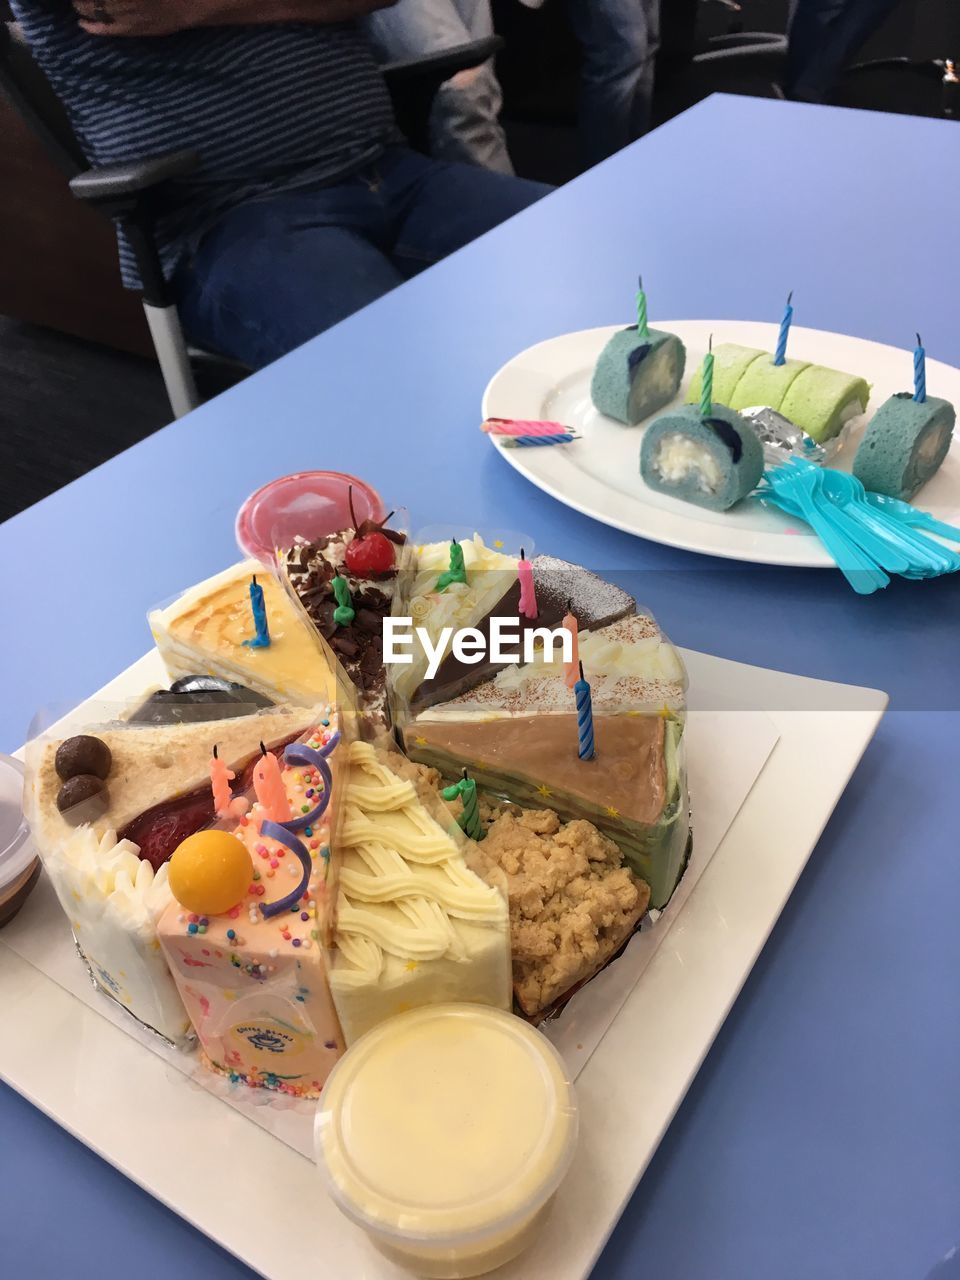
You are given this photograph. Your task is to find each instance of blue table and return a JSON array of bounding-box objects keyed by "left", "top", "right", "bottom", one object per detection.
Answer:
[{"left": 2, "top": 95, "right": 959, "bottom": 1280}]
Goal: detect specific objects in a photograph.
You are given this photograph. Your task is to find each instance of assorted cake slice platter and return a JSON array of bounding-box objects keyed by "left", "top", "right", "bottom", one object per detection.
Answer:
[{"left": 20, "top": 500, "right": 692, "bottom": 1104}]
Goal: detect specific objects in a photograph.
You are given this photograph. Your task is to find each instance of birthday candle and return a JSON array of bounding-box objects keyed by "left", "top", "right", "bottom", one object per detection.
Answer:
[
  {"left": 482, "top": 418, "right": 571, "bottom": 437},
  {"left": 436, "top": 539, "right": 467, "bottom": 592},
  {"left": 253, "top": 745, "right": 291, "bottom": 825},
  {"left": 562, "top": 603, "right": 579, "bottom": 689},
  {"left": 574, "top": 661, "right": 595, "bottom": 761},
  {"left": 242, "top": 575, "right": 271, "bottom": 649},
  {"left": 699, "top": 338, "right": 714, "bottom": 420},
  {"left": 913, "top": 333, "right": 926, "bottom": 403},
  {"left": 332, "top": 574, "right": 355, "bottom": 625},
  {"left": 517, "top": 547, "right": 537, "bottom": 619},
  {"left": 636, "top": 274, "right": 649, "bottom": 339},
  {"left": 441, "top": 771, "right": 484, "bottom": 841},
  {"left": 499, "top": 433, "right": 578, "bottom": 449},
  {"left": 773, "top": 291, "right": 793, "bottom": 367},
  {"left": 209, "top": 744, "right": 235, "bottom": 817}
]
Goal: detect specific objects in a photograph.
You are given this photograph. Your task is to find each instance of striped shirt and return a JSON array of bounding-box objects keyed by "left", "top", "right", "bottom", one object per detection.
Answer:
[{"left": 10, "top": 2, "right": 396, "bottom": 287}]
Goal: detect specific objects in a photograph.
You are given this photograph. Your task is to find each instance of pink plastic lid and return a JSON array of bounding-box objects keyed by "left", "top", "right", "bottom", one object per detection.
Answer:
[{"left": 235, "top": 472, "right": 386, "bottom": 564}]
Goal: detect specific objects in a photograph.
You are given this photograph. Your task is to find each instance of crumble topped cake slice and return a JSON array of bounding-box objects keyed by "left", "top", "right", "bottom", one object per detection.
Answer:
[{"left": 480, "top": 806, "right": 651, "bottom": 1019}]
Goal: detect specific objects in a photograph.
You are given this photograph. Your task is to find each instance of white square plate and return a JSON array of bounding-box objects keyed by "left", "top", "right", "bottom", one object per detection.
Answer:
[{"left": 0, "top": 648, "right": 886, "bottom": 1280}]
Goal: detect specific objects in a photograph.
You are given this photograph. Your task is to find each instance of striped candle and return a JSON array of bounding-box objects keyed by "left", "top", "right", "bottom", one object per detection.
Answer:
[
  {"left": 499, "top": 433, "right": 578, "bottom": 448},
  {"left": 562, "top": 602, "right": 579, "bottom": 689},
  {"left": 482, "top": 418, "right": 570, "bottom": 436},
  {"left": 636, "top": 275, "right": 649, "bottom": 338},
  {"left": 574, "top": 661, "right": 595, "bottom": 761},
  {"left": 699, "top": 338, "right": 714, "bottom": 420},
  {"left": 441, "top": 771, "right": 484, "bottom": 841},
  {"left": 773, "top": 291, "right": 793, "bottom": 367},
  {"left": 913, "top": 333, "right": 926, "bottom": 403}
]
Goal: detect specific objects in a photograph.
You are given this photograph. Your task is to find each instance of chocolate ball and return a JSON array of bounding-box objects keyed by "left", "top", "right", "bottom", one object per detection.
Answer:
[
  {"left": 55, "top": 735, "right": 112, "bottom": 782},
  {"left": 56, "top": 774, "right": 109, "bottom": 823}
]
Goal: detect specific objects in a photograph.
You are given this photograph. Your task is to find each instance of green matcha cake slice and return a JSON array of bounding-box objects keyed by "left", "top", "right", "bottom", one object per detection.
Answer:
[
  {"left": 686, "top": 344, "right": 765, "bottom": 408},
  {"left": 728, "top": 355, "right": 810, "bottom": 410},
  {"left": 780, "top": 365, "right": 871, "bottom": 442}
]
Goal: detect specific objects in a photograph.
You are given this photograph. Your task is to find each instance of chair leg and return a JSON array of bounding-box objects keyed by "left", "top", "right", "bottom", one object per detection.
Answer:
[{"left": 142, "top": 300, "right": 200, "bottom": 418}]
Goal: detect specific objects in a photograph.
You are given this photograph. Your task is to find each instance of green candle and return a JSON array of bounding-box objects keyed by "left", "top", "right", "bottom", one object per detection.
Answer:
[
  {"left": 635, "top": 274, "right": 649, "bottom": 339},
  {"left": 332, "top": 574, "right": 355, "bottom": 626},
  {"left": 436, "top": 539, "right": 467, "bottom": 592},
  {"left": 441, "top": 770, "right": 484, "bottom": 841},
  {"left": 699, "top": 337, "right": 714, "bottom": 419}
]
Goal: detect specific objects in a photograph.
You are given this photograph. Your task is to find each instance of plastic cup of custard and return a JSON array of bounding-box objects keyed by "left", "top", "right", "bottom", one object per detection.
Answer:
[
  {"left": 0, "top": 754, "right": 40, "bottom": 929},
  {"left": 315, "top": 1004, "right": 578, "bottom": 1279}
]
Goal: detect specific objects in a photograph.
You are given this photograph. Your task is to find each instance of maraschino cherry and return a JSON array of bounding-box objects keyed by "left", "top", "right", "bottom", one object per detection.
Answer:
[{"left": 343, "top": 486, "right": 396, "bottom": 576}]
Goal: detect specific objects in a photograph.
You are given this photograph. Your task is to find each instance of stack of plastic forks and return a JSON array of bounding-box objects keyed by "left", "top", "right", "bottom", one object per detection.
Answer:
[{"left": 760, "top": 458, "right": 960, "bottom": 594}]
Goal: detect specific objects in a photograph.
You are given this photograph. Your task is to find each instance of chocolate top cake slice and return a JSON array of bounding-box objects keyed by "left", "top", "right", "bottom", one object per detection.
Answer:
[
  {"left": 408, "top": 555, "right": 636, "bottom": 714},
  {"left": 283, "top": 522, "right": 406, "bottom": 726}
]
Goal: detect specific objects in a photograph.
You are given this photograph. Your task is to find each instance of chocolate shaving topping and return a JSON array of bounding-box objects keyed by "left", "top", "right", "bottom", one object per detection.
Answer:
[{"left": 284, "top": 528, "right": 399, "bottom": 722}]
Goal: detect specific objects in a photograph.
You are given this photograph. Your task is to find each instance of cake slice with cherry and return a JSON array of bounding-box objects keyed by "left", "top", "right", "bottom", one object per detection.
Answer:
[{"left": 280, "top": 487, "right": 407, "bottom": 727}]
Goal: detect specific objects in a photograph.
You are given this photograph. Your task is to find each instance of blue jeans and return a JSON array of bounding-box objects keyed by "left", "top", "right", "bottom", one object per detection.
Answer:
[
  {"left": 566, "top": 0, "right": 660, "bottom": 167},
  {"left": 175, "top": 146, "right": 550, "bottom": 368},
  {"left": 787, "top": 0, "right": 901, "bottom": 101}
]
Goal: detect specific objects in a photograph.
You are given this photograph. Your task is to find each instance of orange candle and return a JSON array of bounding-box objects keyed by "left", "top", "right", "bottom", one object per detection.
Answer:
[
  {"left": 562, "top": 605, "right": 579, "bottom": 689},
  {"left": 209, "top": 745, "right": 235, "bottom": 816},
  {"left": 253, "top": 745, "right": 291, "bottom": 824}
]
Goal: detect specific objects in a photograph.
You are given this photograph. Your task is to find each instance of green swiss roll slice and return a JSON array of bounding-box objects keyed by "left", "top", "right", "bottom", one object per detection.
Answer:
[
  {"left": 591, "top": 326, "right": 686, "bottom": 425},
  {"left": 853, "top": 392, "right": 955, "bottom": 500},
  {"left": 686, "top": 342, "right": 871, "bottom": 442},
  {"left": 779, "top": 364, "right": 870, "bottom": 443},
  {"left": 686, "top": 343, "right": 763, "bottom": 409}
]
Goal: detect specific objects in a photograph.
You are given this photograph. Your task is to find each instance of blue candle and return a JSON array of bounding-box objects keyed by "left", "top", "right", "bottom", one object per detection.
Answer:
[
  {"left": 913, "top": 332, "right": 926, "bottom": 403},
  {"left": 242, "top": 575, "right": 270, "bottom": 649},
  {"left": 773, "top": 291, "right": 793, "bottom": 367},
  {"left": 574, "top": 661, "right": 595, "bottom": 761}
]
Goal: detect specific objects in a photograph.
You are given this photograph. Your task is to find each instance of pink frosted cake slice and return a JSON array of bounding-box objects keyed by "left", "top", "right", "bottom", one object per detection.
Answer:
[{"left": 156, "top": 715, "right": 346, "bottom": 1097}]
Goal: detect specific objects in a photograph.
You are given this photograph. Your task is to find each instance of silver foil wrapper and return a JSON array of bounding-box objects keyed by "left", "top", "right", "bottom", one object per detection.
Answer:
[{"left": 741, "top": 405, "right": 831, "bottom": 467}]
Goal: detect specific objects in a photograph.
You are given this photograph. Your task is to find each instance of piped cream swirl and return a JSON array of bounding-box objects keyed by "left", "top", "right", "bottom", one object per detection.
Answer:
[{"left": 333, "top": 741, "right": 506, "bottom": 982}]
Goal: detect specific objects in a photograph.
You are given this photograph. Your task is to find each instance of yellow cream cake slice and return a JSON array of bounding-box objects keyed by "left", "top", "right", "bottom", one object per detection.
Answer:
[
  {"left": 328, "top": 740, "right": 511, "bottom": 1044},
  {"left": 149, "top": 560, "right": 336, "bottom": 706}
]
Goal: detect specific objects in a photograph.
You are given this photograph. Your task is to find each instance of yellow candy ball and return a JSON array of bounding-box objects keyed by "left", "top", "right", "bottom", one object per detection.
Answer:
[{"left": 168, "top": 830, "right": 254, "bottom": 916}]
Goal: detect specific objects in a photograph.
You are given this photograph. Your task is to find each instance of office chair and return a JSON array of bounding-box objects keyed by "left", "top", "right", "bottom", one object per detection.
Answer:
[
  {"left": 0, "top": 24, "right": 503, "bottom": 418},
  {"left": 845, "top": 0, "right": 959, "bottom": 118}
]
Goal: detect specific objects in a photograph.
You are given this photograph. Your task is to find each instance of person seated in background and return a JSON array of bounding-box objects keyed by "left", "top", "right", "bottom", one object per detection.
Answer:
[
  {"left": 786, "top": 0, "right": 902, "bottom": 102},
  {"left": 366, "top": 0, "right": 514, "bottom": 173},
  {"left": 9, "top": 0, "right": 550, "bottom": 370},
  {"left": 519, "top": 0, "right": 661, "bottom": 166}
]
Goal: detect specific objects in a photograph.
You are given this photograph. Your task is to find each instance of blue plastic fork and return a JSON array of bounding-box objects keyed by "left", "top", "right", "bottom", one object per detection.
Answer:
[
  {"left": 764, "top": 466, "right": 889, "bottom": 594},
  {"left": 818, "top": 470, "right": 960, "bottom": 579},
  {"left": 863, "top": 492, "right": 960, "bottom": 545}
]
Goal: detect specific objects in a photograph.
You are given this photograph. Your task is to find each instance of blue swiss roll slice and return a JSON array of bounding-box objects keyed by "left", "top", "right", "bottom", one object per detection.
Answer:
[
  {"left": 852, "top": 392, "right": 955, "bottom": 501},
  {"left": 591, "top": 326, "right": 686, "bottom": 425},
  {"left": 639, "top": 404, "right": 764, "bottom": 511}
]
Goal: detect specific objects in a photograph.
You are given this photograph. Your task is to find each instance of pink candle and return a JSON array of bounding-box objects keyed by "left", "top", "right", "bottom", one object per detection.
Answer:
[
  {"left": 253, "top": 745, "right": 291, "bottom": 824},
  {"left": 482, "top": 418, "right": 570, "bottom": 437},
  {"left": 209, "top": 745, "right": 235, "bottom": 816},
  {"left": 562, "top": 606, "right": 579, "bottom": 689},
  {"left": 517, "top": 547, "right": 537, "bottom": 620}
]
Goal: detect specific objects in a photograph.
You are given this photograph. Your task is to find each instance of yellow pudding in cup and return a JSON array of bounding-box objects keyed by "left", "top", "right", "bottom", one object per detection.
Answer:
[{"left": 315, "top": 1004, "right": 578, "bottom": 1278}]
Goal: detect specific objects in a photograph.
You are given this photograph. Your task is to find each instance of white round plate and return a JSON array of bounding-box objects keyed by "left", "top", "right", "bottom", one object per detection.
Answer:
[{"left": 481, "top": 320, "right": 960, "bottom": 567}]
